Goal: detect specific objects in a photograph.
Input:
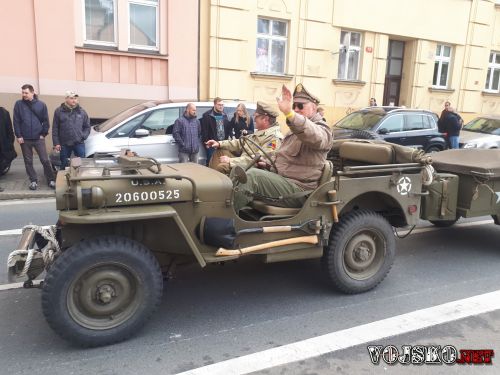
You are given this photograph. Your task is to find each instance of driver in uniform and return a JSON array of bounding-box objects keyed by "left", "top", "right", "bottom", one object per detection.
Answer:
[
  {"left": 205, "top": 101, "right": 283, "bottom": 175},
  {"left": 233, "top": 84, "right": 333, "bottom": 212}
]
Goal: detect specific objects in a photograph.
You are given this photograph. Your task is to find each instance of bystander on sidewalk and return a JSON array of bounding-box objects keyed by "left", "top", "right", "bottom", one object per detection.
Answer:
[{"left": 0, "top": 158, "right": 55, "bottom": 200}]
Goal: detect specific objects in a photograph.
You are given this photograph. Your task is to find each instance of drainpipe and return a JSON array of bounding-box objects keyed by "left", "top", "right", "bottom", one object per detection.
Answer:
[
  {"left": 197, "top": 0, "right": 201, "bottom": 101},
  {"left": 32, "top": 0, "right": 41, "bottom": 93}
]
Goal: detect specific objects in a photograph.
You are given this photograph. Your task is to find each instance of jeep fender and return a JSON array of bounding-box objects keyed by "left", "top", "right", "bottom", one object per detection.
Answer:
[{"left": 59, "top": 205, "right": 207, "bottom": 267}]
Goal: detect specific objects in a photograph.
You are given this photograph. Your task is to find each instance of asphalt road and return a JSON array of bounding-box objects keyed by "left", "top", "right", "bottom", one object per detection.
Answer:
[{"left": 0, "top": 199, "right": 499, "bottom": 374}]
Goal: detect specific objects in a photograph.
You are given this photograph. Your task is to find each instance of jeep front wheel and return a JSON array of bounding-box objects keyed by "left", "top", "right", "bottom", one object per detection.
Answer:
[
  {"left": 42, "top": 236, "right": 163, "bottom": 347},
  {"left": 322, "top": 210, "right": 395, "bottom": 294}
]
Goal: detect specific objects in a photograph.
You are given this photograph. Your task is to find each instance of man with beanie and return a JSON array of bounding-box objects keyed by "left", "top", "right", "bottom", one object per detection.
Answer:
[{"left": 52, "top": 91, "right": 91, "bottom": 169}]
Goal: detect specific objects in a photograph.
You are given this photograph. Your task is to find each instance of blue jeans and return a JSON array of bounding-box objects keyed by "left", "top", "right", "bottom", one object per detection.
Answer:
[
  {"left": 60, "top": 143, "right": 86, "bottom": 169},
  {"left": 206, "top": 147, "right": 215, "bottom": 166},
  {"left": 448, "top": 136, "right": 460, "bottom": 149}
]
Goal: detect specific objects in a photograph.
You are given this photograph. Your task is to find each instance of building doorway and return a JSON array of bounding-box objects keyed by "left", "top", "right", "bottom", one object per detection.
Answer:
[{"left": 383, "top": 40, "right": 405, "bottom": 106}]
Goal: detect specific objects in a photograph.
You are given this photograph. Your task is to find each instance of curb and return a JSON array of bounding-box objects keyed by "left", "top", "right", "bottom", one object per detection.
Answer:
[{"left": 0, "top": 192, "right": 55, "bottom": 201}]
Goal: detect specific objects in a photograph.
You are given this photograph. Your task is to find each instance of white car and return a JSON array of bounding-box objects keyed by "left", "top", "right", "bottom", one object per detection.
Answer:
[
  {"left": 460, "top": 116, "right": 500, "bottom": 149},
  {"left": 85, "top": 101, "right": 256, "bottom": 164}
]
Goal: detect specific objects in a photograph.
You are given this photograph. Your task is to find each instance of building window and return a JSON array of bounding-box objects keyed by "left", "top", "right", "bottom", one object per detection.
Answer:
[
  {"left": 337, "top": 31, "right": 361, "bottom": 80},
  {"left": 433, "top": 44, "right": 451, "bottom": 88},
  {"left": 129, "top": 0, "right": 159, "bottom": 50},
  {"left": 84, "top": 0, "right": 117, "bottom": 45},
  {"left": 485, "top": 51, "right": 500, "bottom": 92},
  {"left": 256, "top": 18, "right": 288, "bottom": 74}
]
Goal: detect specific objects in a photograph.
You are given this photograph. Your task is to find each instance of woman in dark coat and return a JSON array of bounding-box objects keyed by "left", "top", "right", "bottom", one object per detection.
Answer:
[{"left": 229, "top": 103, "right": 254, "bottom": 139}]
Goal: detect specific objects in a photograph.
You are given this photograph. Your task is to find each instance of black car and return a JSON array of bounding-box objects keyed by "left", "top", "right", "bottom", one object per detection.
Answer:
[{"left": 332, "top": 107, "right": 447, "bottom": 153}]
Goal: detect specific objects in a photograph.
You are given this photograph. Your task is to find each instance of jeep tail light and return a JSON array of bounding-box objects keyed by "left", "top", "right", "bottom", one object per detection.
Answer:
[{"left": 408, "top": 205, "right": 418, "bottom": 214}]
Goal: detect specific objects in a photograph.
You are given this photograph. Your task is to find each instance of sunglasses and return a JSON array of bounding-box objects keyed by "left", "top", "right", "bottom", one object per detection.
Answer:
[{"left": 293, "top": 102, "right": 304, "bottom": 110}]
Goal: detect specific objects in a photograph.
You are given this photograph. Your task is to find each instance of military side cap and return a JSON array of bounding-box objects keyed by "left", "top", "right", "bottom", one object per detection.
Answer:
[
  {"left": 293, "top": 83, "right": 320, "bottom": 104},
  {"left": 255, "top": 101, "right": 280, "bottom": 118}
]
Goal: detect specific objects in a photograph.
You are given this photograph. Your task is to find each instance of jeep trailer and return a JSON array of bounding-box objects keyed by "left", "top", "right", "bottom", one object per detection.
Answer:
[{"left": 7, "top": 141, "right": 431, "bottom": 347}]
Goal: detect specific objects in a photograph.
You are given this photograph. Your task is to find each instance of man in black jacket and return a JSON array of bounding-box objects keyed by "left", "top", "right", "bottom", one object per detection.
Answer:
[
  {"left": 13, "top": 84, "right": 55, "bottom": 190},
  {"left": 52, "top": 91, "right": 91, "bottom": 169},
  {"left": 201, "top": 97, "right": 229, "bottom": 166}
]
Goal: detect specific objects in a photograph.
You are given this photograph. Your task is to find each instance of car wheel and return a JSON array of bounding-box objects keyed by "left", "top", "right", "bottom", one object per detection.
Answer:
[
  {"left": 42, "top": 235, "right": 163, "bottom": 347},
  {"left": 0, "top": 161, "right": 11, "bottom": 176},
  {"left": 425, "top": 146, "right": 442, "bottom": 153},
  {"left": 350, "top": 130, "right": 381, "bottom": 140},
  {"left": 429, "top": 219, "right": 458, "bottom": 227},
  {"left": 321, "top": 209, "right": 395, "bottom": 294}
]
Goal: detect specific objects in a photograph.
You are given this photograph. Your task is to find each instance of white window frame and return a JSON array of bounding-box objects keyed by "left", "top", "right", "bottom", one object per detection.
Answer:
[
  {"left": 433, "top": 44, "right": 452, "bottom": 88},
  {"left": 337, "top": 30, "right": 361, "bottom": 80},
  {"left": 83, "top": 0, "right": 118, "bottom": 47},
  {"left": 485, "top": 51, "right": 500, "bottom": 93},
  {"left": 255, "top": 17, "right": 288, "bottom": 74},
  {"left": 128, "top": 0, "right": 159, "bottom": 51}
]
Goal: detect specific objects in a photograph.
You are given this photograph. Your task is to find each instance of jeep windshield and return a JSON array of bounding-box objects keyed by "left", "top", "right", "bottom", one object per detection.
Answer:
[
  {"left": 334, "top": 111, "right": 386, "bottom": 130},
  {"left": 94, "top": 101, "right": 161, "bottom": 132},
  {"left": 463, "top": 117, "right": 500, "bottom": 135}
]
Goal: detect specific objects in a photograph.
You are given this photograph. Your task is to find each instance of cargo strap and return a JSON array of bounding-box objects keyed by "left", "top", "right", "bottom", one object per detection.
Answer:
[{"left": 440, "top": 179, "right": 448, "bottom": 217}]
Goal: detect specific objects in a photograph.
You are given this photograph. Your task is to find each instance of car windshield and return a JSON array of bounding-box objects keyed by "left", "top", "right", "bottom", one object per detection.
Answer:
[
  {"left": 95, "top": 102, "right": 159, "bottom": 132},
  {"left": 334, "top": 110, "right": 386, "bottom": 130},
  {"left": 463, "top": 118, "right": 500, "bottom": 135}
]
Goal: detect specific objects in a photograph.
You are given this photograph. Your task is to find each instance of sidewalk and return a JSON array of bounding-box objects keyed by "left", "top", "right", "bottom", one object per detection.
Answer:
[{"left": 0, "top": 158, "right": 55, "bottom": 200}]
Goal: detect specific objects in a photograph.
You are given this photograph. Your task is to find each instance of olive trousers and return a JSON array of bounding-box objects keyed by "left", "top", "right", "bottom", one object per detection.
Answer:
[{"left": 233, "top": 168, "right": 306, "bottom": 212}]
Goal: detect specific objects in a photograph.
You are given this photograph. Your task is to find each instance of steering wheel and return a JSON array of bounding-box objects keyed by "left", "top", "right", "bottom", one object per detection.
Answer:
[{"left": 238, "top": 136, "right": 278, "bottom": 173}]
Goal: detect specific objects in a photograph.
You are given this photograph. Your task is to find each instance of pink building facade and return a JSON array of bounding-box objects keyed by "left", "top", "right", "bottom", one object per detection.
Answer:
[{"left": 0, "top": 0, "right": 199, "bottom": 127}]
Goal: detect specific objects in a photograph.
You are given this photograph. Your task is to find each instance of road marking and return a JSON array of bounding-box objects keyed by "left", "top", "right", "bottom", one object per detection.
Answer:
[
  {"left": 0, "top": 225, "right": 54, "bottom": 237},
  {"left": 0, "top": 281, "right": 42, "bottom": 291},
  {"left": 0, "top": 198, "right": 55, "bottom": 206},
  {"left": 177, "top": 289, "right": 500, "bottom": 375},
  {"left": 0, "top": 229, "right": 22, "bottom": 236},
  {"left": 0, "top": 219, "right": 494, "bottom": 239}
]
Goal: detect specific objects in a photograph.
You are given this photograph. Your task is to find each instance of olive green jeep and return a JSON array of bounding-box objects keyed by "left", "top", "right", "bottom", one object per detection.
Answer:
[{"left": 8, "top": 140, "right": 430, "bottom": 347}]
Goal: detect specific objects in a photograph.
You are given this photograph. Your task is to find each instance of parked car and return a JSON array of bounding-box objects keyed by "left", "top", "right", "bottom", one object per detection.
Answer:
[
  {"left": 332, "top": 107, "right": 447, "bottom": 153},
  {"left": 85, "top": 101, "right": 256, "bottom": 164},
  {"left": 460, "top": 115, "right": 500, "bottom": 149}
]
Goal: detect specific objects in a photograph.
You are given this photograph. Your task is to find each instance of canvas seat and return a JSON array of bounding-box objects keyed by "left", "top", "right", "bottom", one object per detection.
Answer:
[{"left": 250, "top": 161, "right": 334, "bottom": 217}]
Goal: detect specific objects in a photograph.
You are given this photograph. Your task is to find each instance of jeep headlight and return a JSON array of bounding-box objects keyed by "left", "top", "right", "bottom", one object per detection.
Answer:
[{"left": 81, "top": 186, "right": 105, "bottom": 208}]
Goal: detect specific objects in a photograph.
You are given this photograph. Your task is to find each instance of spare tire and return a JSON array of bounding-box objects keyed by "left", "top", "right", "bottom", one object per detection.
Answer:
[{"left": 350, "top": 130, "right": 381, "bottom": 140}]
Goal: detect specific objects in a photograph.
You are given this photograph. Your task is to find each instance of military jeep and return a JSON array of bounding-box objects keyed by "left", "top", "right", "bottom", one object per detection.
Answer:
[{"left": 8, "top": 140, "right": 429, "bottom": 347}]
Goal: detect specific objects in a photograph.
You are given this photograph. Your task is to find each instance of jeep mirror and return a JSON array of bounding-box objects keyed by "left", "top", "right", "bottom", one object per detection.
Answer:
[
  {"left": 378, "top": 128, "right": 389, "bottom": 135},
  {"left": 134, "top": 128, "right": 150, "bottom": 137}
]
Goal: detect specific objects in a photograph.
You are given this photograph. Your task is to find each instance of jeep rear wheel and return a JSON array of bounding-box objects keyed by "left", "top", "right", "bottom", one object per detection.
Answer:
[
  {"left": 322, "top": 210, "right": 395, "bottom": 294},
  {"left": 42, "top": 236, "right": 163, "bottom": 347}
]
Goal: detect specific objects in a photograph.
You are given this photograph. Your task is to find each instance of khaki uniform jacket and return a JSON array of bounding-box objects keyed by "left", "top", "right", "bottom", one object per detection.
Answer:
[
  {"left": 275, "top": 112, "right": 333, "bottom": 190},
  {"left": 218, "top": 124, "right": 283, "bottom": 168}
]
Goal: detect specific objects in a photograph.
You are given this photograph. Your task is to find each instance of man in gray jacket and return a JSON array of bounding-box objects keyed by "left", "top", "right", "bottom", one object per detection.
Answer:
[
  {"left": 172, "top": 103, "right": 201, "bottom": 163},
  {"left": 52, "top": 91, "right": 91, "bottom": 169}
]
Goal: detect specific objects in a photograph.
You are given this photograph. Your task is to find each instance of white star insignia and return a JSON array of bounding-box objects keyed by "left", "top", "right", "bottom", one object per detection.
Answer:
[
  {"left": 397, "top": 177, "right": 412, "bottom": 196},
  {"left": 496, "top": 192, "right": 500, "bottom": 204}
]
